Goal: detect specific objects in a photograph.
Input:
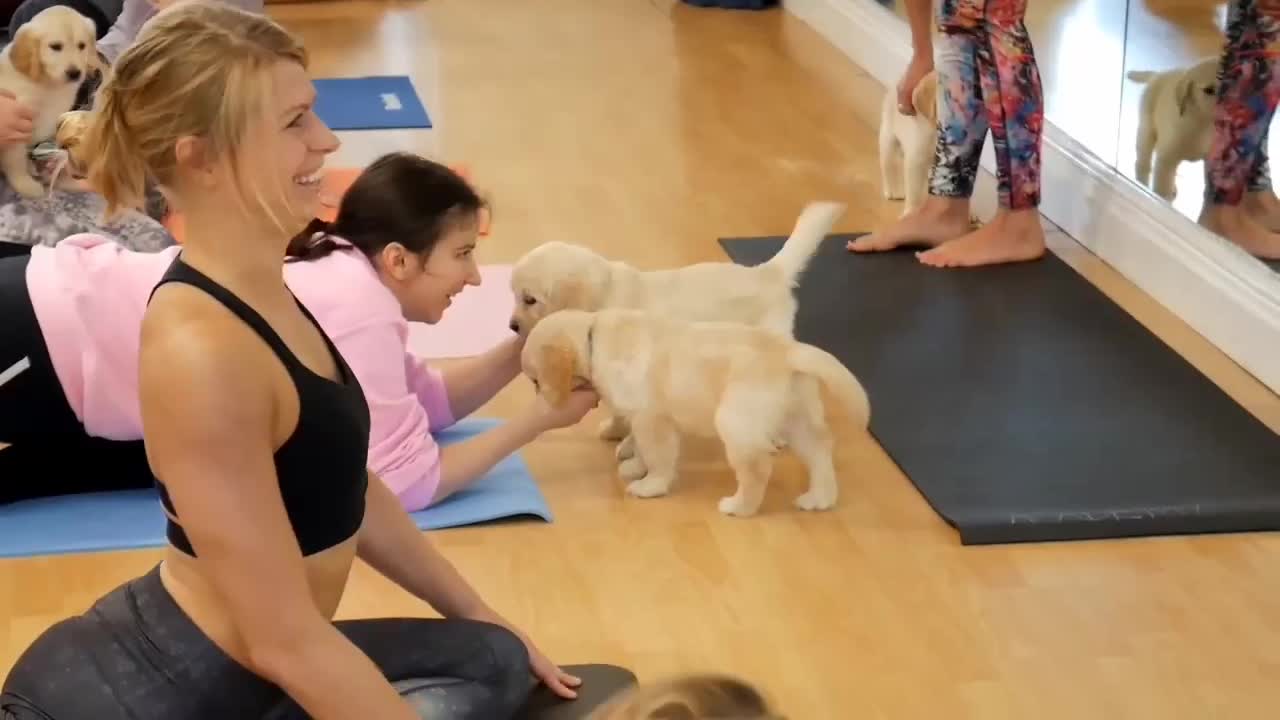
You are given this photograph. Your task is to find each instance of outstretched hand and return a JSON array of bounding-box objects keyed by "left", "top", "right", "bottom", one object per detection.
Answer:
[{"left": 534, "top": 388, "right": 600, "bottom": 431}]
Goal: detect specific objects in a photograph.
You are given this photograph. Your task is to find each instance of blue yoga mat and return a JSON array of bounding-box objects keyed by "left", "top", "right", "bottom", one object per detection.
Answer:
[
  {"left": 0, "top": 419, "right": 550, "bottom": 559},
  {"left": 312, "top": 75, "right": 432, "bottom": 130}
]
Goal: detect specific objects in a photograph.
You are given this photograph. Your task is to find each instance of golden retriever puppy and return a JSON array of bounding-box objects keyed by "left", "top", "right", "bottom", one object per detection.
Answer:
[
  {"left": 0, "top": 6, "right": 101, "bottom": 198},
  {"left": 522, "top": 308, "right": 870, "bottom": 517},
  {"left": 510, "top": 201, "right": 846, "bottom": 443},
  {"left": 880, "top": 69, "right": 938, "bottom": 215},
  {"left": 1127, "top": 58, "right": 1220, "bottom": 201}
]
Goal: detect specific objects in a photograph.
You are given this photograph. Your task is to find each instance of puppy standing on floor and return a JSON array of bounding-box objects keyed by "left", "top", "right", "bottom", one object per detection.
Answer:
[
  {"left": 508, "top": 201, "right": 846, "bottom": 444},
  {"left": 521, "top": 308, "right": 871, "bottom": 517},
  {"left": 879, "top": 69, "right": 938, "bottom": 215},
  {"left": 1127, "top": 58, "right": 1220, "bottom": 201},
  {"left": 0, "top": 6, "right": 101, "bottom": 198}
]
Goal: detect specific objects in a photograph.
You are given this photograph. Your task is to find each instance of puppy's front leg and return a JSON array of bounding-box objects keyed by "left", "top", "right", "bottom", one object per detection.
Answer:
[
  {"left": 596, "top": 413, "right": 630, "bottom": 442},
  {"left": 624, "top": 413, "right": 679, "bottom": 499},
  {"left": 902, "top": 139, "right": 933, "bottom": 215},
  {"left": 2, "top": 145, "right": 46, "bottom": 199}
]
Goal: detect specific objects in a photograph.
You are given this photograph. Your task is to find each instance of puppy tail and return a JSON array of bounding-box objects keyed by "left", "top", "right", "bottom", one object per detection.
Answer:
[
  {"left": 1126, "top": 70, "right": 1156, "bottom": 83},
  {"left": 787, "top": 343, "right": 870, "bottom": 429},
  {"left": 764, "top": 201, "right": 847, "bottom": 284}
]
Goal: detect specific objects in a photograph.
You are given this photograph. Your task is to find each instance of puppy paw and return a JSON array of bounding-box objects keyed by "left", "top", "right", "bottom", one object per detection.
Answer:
[
  {"left": 794, "top": 489, "right": 837, "bottom": 512},
  {"left": 615, "top": 434, "right": 636, "bottom": 462},
  {"left": 596, "top": 417, "right": 628, "bottom": 442},
  {"left": 626, "top": 475, "right": 672, "bottom": 499},
  {"left": 618, "top": 456, "right": 648, "bottom": 481},
  {"left": 718, "top": 494, "right": 761, "bottom": 517},
  {"left": 9, "top": 173, "right": 45, "bottom": 199}
]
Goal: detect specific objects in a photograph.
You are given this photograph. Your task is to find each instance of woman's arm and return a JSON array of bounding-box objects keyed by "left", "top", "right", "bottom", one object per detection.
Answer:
[
  {"left": 896, "top": 0, "right": 935, "bottom": 113},
  {"left": 356, "top": 468, "right": 584, "bottom": 699},
  {"left": 419, "top": 335, "right": 523, "bottom": 421},
  {"left": 138, "top": 299, "right": 417, "bottom": 720}
]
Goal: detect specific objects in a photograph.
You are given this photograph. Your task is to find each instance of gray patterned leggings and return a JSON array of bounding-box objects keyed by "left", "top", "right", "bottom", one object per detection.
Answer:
[{"left": 0, "top": 565, "right": 534, "bottom": 719}]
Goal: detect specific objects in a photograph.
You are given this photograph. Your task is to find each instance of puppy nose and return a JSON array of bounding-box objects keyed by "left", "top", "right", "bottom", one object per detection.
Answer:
[
  {"left": 509, "top": 320, "right": 520, "bottom": 333},
  {"left": 66, "top": 67, "right": 82, "bottom": 82}
]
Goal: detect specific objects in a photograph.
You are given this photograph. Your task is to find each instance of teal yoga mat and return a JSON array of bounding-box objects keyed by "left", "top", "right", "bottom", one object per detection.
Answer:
[{"left": 0, "top": 419, "right": 551, "bottom": 559}]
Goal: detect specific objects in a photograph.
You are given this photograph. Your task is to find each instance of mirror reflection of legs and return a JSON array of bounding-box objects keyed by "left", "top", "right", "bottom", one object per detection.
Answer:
[
  {"left": 1197, "top": 0, "right": 1280, "bottom": 260},
  {"left": 1122, "top": 0, "right": 1280, "bottom": 263},
  {"left": 853, "top": 0, "right": 1050, "bottom": 268}
]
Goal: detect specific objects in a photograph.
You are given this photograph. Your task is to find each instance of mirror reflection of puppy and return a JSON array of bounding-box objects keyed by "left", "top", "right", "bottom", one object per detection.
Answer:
[
  {"left": 521, "top": 308, "right": 871, "bottom": 517},
  {"left": 1128, "top": 58, "right": 1220, "bottom": 201},
  {"left": 879, "top": 69, "right": 938, "bottom": 215},
  {"left": 0, "top": 6, "right": 102, "bottom": 198}
]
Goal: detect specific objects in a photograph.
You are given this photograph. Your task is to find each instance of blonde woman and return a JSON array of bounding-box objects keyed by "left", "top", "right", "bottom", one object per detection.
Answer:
[{"left": 0, "top": 3, "right": 592, "bottom": 718}]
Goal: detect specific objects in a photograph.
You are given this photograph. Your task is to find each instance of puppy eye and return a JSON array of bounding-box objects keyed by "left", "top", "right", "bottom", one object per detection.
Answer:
[
  {"left": 50, "top": 42, "right": 63, "bottom": 52},
  {"left": 78, "top": 42, "right": 86, "bottom": 50},
  {"left": 523, "top": 295, "right": 537, "bottom": 306},
  {"left": 1203, "top": 87, "right": 1215, "bottom": 95}
]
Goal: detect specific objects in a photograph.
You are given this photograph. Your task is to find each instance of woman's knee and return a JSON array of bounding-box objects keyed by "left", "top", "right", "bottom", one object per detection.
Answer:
[{"left": 470, "top": 621, "right": 532, "bottom": 709}]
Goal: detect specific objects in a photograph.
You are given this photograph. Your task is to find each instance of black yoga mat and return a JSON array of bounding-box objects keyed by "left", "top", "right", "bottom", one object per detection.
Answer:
[
  {"left": 517, "top": 664, "right": 637, "bottom": 719},
  {"left": 719, "top": 234, "right": 1280, "bottom": 545}
]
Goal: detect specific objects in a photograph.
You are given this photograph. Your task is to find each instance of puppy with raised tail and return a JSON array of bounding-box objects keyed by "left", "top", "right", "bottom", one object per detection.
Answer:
[
  {"left": 509, "top": 201, "right": 847, "bottom": 444},
  {"left": 879, "top": 69, "right": 938, "bottom": 214},
  {"left": 0, "top": 6, "right": 102, "bottom": 198},
  {"left": 521, "top": 308, "right": 871, "bottom": 517},
  {"left": 1127, "top": 58, "right": 1220, "bottom": 201}
]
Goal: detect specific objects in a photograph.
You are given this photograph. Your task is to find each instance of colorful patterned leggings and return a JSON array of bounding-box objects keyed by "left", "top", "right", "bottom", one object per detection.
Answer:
[
  {"left": 1205, "top": 0, "right": 1280, "bottom": 205},
  {"left": 929, "top": 0, "right": 1044, "bottom": 210}
]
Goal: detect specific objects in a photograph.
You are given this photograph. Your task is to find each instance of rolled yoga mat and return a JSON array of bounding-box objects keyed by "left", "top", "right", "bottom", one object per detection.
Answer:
[
  {"left": 719, "top": 233, "right": 1280, "bottom": 545},
  {"left": 0, "top": 419, "right": 551, "bottom": 559}
]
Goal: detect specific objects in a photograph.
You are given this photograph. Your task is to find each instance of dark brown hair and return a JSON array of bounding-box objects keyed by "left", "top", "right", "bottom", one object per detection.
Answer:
[{"left": 286, "top": 152, "right": 486, "bottom": 263}]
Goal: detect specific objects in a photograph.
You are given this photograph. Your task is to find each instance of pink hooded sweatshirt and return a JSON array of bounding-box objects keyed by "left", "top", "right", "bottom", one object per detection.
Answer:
[{"left": 25, "top": 233, "right": 456, "bottom": 511}]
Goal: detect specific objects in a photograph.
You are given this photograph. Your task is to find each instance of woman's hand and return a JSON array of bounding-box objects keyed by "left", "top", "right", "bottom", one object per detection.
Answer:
[
  {"left": 0, "top": 91, "right": 34, "bottom": 147},
  {"left": 533, "top": 388, "right": 599, "bottom": 431},
  {"left": 896, "top": 53, "right": 934, "bottom": 115},
  {"left": 465, "top": 609, "right": 582, "bottom": 700}
]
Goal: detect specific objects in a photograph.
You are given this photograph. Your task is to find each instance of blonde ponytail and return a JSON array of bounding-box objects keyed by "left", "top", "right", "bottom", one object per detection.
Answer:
[
  {"left": 78, "top": 1, "right": 307, "bottom": 223},
  {"left": 84, "top": 84, "right": 149, "bottom": 220}
]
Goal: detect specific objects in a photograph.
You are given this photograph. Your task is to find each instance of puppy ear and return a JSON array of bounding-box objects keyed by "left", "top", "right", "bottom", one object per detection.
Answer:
[
  {"left": 552, "top": 278, "right": 594, "bottom": 311},
  {"left": 913, "top": 71, "right": 939, "bottom": 126},
  {"left": 537, "top": 336, "right": 578, "bottom": 407},
  {"left": 1175, "top": 75, "right": 1194, "bottom": 116},
  {"left": 9, "top": 26, "right": 45, "bottom": 83}
]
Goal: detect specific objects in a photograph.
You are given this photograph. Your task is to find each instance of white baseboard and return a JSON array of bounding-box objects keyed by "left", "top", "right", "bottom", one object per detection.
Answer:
[{"left": 783, "top": 0, "right": 1280, "bottom": 395}]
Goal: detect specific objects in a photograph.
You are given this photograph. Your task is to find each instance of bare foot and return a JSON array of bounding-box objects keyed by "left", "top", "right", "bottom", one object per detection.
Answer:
[
  {"left": 1200, "top": 204, "right": 1280, "bottom": 260},
  {"left": 848, "top": 196, "right": 972, "bottom": 252},
  {"left": 1242, "top": 190, "right": 1280, "bottom": 233},
  {"left": 916, "top": 208, "right": 1047, "bottom": 268}
]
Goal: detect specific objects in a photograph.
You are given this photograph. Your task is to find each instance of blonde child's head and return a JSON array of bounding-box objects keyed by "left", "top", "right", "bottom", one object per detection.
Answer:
[
  {"left": 589, "top": 674, "right": 784, "bottom": 720},
  {"left": 84, "top": 1, "right": 337, "bottom": 235}
]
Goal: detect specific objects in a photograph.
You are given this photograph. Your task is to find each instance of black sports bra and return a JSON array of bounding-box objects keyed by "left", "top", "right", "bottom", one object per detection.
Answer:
[{"left": 148, "top": 255, "right": 371, "bottom": 557}]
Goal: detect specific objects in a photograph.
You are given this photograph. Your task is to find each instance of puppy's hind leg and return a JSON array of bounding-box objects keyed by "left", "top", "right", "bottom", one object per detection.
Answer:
[
  {"left": 597, "top": 413, "right": 630, "bottom": 442},
  {"left": 1134, "top": 122, "right": 1156, "bottom": 186},
  {"left": 713, "top": 396, "right": 782, "bottom": 518},
  {"left": 785, "top": 380, "right": 839, "bottom": 512},
  {"left": 623, "top": 413, "right": 681, "bottom": 499}
]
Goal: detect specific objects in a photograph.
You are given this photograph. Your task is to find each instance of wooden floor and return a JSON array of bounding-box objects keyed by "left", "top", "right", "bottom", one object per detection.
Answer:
[
  {"left": 4, "top": 2, "right": 1280, "bottom": 717},
  {"left": 888, "top": 0, "right": 1280, "bottom": 228}
]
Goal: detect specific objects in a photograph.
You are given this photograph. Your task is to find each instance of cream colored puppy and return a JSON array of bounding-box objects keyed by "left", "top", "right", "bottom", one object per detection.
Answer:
[
  {"left": 879, "top": 69, "right": 938, "bottom": 215},
  {"left": 510, "top": 201, "right": 846, "bottom": 442},
  {"left": 1128, "top": 58, "right": 1220, "bottom": 201},
  {"left": 521, "top": 308, "right": 871, "bottom": 517},
  {"left": 0, "top": 6, "right": 101, "bottom": 198}
]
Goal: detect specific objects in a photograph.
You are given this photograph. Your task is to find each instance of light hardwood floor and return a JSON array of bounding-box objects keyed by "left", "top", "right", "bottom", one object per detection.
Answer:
[{"left": 4, "top": 2, "right": 1280, "bottom": 717}]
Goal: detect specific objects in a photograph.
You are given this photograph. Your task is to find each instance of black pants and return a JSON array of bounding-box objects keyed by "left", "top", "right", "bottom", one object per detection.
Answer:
[
  {"left": 0, "top": 255, "right": 154, "bottom": 505},
  {"left": 0, "top": 565, "right": 534, "bottom": 719}
]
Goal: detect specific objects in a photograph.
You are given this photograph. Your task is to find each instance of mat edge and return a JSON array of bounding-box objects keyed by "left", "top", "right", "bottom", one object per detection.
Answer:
[{"left": 781, "top": 0, "right": 1280, "bottom": 395}]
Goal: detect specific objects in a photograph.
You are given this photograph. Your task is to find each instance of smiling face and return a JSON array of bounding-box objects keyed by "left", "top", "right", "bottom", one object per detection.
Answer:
[
  {"left": 376, "top": 210, "right": 483, "bottom": 324},
  {"left": 237, "top": 60, "right": 341, "bottom": 232}
]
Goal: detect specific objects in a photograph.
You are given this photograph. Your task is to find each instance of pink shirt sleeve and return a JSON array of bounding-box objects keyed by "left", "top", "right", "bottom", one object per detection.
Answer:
[{"left": 334, "top": 317, "right": 457, "bottom": 512}]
